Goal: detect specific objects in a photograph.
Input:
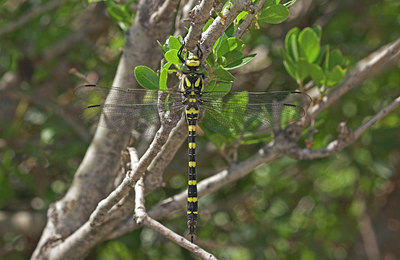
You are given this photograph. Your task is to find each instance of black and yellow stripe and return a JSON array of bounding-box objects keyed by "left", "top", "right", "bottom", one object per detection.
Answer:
[
  {"left": 186, "top": 108, "right": 198, "bottom": 243},
  {"left": 178, "top": 42, "right": 204, "bottom": 243}
]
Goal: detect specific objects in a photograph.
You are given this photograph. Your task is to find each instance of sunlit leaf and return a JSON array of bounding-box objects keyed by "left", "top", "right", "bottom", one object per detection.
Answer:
[
  {"left": 134, "top": 65, "right": 159, "bottom": 90},
  {"left": 258, "top": 5, "right": 289, "bottom": 24}
]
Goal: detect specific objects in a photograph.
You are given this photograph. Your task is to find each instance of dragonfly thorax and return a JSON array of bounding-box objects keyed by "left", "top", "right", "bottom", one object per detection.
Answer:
[{"left": 181, "top": 74, "right": 204, "bottom": 95}]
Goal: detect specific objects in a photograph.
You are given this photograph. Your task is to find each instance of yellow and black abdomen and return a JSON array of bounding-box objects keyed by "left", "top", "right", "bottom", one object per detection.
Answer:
[{"left": 185, "top": 105, "right": 199, "bottom": 243}]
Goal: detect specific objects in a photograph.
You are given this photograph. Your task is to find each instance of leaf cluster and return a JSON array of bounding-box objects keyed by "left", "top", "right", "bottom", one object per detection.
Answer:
[{"left": 281, "top": 26, "right": 349, "bottom": 89}]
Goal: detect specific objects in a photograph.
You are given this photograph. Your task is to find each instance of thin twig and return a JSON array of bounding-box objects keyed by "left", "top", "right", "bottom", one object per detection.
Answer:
[
  {"left": 201, "top": 0, "right": 253, "bottom": 59},
  {"left": 133, "top": 159, "right": 217, "bottom": 259},
  {"left": 150, "top": 0, "right": 181, "bottom": 25},
  {"left": 134, "top": 177, "right": 146, "bottom": 225},
  {"left": 144, "top": 117, "right": 187, "bottom": 191},
  {"left": 184, "top": 0, "right": 214, "bottom": 50},
  {"left": 89, "top": 121, "right": 176, "bottom": 226},
  {"left": 289, "top": 94, "right": 400, "bottom": 160},
  {"left": 234, "top": 0, "right": 264, "bottom": 38},
  {"left": 353, "top": 95, "right": 400, "bottom": 140},
  {"left": 143, "top": 217, "right": 217, "bottom": 260},
  {"left": 174, "top": 0, "right": 197, "bottom": 36}
]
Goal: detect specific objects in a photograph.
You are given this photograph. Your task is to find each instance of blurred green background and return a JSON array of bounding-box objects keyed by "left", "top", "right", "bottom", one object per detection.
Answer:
[{"left": 1, "top": 0, "right": 399, "bottom": 259}]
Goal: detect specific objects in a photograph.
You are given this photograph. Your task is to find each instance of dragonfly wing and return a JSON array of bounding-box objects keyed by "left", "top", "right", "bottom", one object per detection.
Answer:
[
  {"left": 200, "top": 91, "right": 311, "bottom": 136},
  {"left": 74, "top": 85, "right": 185, "bottom": 134}
]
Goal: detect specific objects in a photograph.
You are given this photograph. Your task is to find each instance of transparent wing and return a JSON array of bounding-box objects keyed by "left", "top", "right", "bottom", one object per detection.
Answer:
[
  {"left": 74, "top": 85, "right": 185, "bottom": 134},
  {"left": 199, "top": 91, "right": 311, "bottom": 136}
]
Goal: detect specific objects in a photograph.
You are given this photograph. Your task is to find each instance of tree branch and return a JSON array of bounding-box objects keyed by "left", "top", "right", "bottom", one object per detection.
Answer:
[
  {"left": 143, "top": 217, "right": 218, "bottom": 259},
  {"left": 150, "top": 0, "right": 180, "bottom": 26},
  {"left": 133, "top": 159, "right": 217, "bottom": 259},
  {"left": 184, "top": 0, "right": 214, "bottom": 49},
  {"left": 90, "top": 118, "right": 177, "bottom": 226},
  {"left": 174, "top": 0, "right": 197, "bottom": 36},
  {"left": 289, "top": 95, "right": 400, "bottom": 160},
  {"left": 144, "top": 117, "right": 187, "bottom": 191},
  {"left": 133, "top": 163, "right": 217, "bottom": 259},
  {"left": 107, "top": 141, "right": 282, "bottom": 239},
  {"left": 134, "top": 177, "right": 146, "bottom": 225},
  {"left": 234, "top": 0, "right": 264, "bottom": 38},
  {"left": 200, "top": 0, "right": 253, "bottom": 59}
]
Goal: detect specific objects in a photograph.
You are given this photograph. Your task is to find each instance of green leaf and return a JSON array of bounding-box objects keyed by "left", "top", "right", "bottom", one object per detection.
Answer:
[
  {"left": 204, "top": 81, "right": 231, "bottom": 97},
  {"left": 326, "top": 65, "right": 346, "bottom": 87},
  {"left": 168, "top": 36, "right": 181, "bottom": 50},
  {"left": 206, "top": 51, "right": 215, "bottom": 68},
  {"left": 134, "top": 66, "right": 159, "bottom": 90},
  {"left": 328, "top": 49, "right": 343, "bottom": 70},
  {"left": 224, "top": 54, "right": 256, "bottom": 70},
  {"left": 221, "top": 50, "right": 244, "bottom": 65},
  {"left": 283, "top": 60, "right": 297, "bottom": 80},
  {"left": 216, "top": 38, "right": 244, "bottom": 57},
  {"left": 263, "top": 0, "right": 278, "bottom": 8},
  {"left": 162, "top": 61, "right": 173, "bottom": 70},
  {"left": 298, "top": 27, "right": 320, "bottom": 63},
  {"left": 295, "top": 59, "right": 310, "bottom": 82},
  {"left": 314, "top": 45, "right": 328, "bottom": 65},
  {"left": 258, "top": 5, "right": 289, "bottom": 24},
  {"left": 214, "top": 82, "right": 232, "bottom": 93},
  {"left": 225, "top": 24, "right": 235, "bottom": 37},
  {"left": 308, "top": 63, "right": 324, "bottom": 87},
  {"left": 164, "top": 49, "right": 180, "bottom": 64},
  {"left": 213, "top": 33, "right": 229, "bottom": 52},
  {"left": 235, "top": 11, "right": 249, "bottom": 24},
  {"left": 285, "top": 27, "right": 300, "bottom": 62},
  {"left": 213, "top": 66, "right": 235, "bottom": 82},
  {"left": 205, "top": 80, "right": 216, "bottom": 92},
  {"left": 159, "top": 67, "right": 168, "bottom": 90},
  {"left": 281, "top": 48, "right": 297, "bottom": 79}
]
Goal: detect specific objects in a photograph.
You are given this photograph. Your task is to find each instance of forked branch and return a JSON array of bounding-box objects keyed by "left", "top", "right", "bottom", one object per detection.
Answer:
[
  {"left": 134, "top": 163, "right": 217, "bottom": 259},
  {"left": 289, "top": 95, "right": 400, "bottom": 160}
]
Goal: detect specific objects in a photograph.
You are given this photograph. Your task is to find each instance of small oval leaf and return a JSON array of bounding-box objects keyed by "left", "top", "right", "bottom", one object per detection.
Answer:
[
  {"left": 216, "top": 38, "right": 244, "bottom": 57},
  {"left": 168, "top": 36, "right": 181, "bottom": 50},
  {"left": 213, "top": 66, "right": 235, "bottom": 82},
  {"left": 134, "top": 66, "right": 159, "bottom": 90},
  {"left": 164, "top": 49, "right": 180, "bottom": 64},
  {"left": 285, "top": 27, "right": 300, "bottom": 61},
  {"left": 225, "top": 54, "right": 256, "bottom": 70},
  {"left": 298, "top": 28, "right": 320, "bottom": 63},
  {"left": 159, "top": 67, "right": 168, "bottom": 90},
  {"left": 258, "top": 5, "right": 289, "bottom": 24}
]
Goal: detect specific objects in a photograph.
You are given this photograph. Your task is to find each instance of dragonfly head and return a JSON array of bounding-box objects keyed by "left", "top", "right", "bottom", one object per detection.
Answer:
[{"left": 185, "top": 53, "right": 200, "bottom": 67}]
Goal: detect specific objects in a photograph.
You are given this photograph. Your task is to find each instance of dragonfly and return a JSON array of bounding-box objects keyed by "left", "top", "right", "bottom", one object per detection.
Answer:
[{"left": 74, "top": 43, "right": 311, "bottom": 243}]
